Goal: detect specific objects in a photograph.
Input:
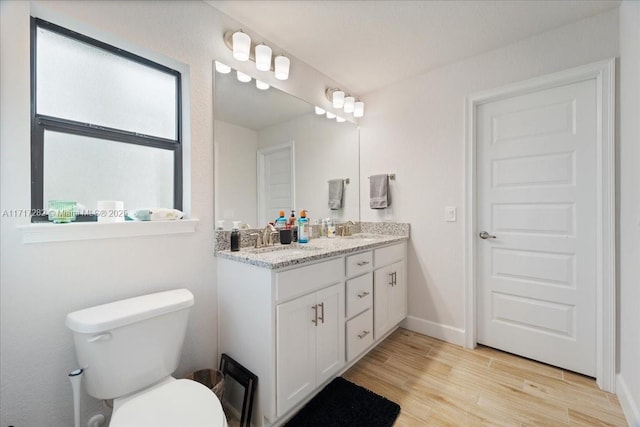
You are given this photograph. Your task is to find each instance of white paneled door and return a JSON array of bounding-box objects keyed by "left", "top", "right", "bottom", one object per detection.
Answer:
[
  {"left": 477, "top": 78, "right": 597, "bottom": 376},
  {"left": 257, "top": 142, "right": 294, "bottom": 226}
]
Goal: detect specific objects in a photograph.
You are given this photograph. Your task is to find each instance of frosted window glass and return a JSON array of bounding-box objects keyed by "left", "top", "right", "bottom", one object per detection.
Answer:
[
  {"left": 36, "top": 27, "right": 177, "bottom": 140},
  {"left": 43, "top": 131, "right": 174, "bottom": 211}
]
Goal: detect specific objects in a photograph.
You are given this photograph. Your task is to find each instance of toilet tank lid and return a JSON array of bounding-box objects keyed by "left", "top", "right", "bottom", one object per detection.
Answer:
[{"left": 66, "top": 289, "right": 194, "bottom": 334}]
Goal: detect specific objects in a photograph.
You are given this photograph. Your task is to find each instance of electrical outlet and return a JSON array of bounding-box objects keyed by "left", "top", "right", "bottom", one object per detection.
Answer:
[{"left": 445, "top": 206, "right": 457, "bottom": 222}]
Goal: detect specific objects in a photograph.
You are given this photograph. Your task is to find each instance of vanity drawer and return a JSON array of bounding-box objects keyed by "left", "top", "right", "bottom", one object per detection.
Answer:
[
  {"left": 345, "top": 273, "right": 372, "bottom": 319},
  {"left": 374, "top": 243, "right": 404, "bottom": 267},
  {"left": 346, "top": 309, "right": 374, "bottom": 362},
  {"left": 345, "top": 251, "right": 373, "bottom": 277},
  {"left": 276, "top": 258, "right": 343, "bottom": 302}
]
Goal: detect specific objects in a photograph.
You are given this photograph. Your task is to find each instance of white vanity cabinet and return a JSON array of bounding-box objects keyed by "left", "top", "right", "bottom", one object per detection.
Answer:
[
  {"left": 217, "top": 239, "right": 407, "bottom": 427},
  {"left": 373, "top": 244, "right": 407, "bottom": 340}
]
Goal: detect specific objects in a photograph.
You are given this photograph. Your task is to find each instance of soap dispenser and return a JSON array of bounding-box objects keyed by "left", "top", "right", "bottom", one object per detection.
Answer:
[
  {"left": 230, "top": 221, "right": 241, "bottom": 252},
  {"left": 275, "top": 210, "right": 287, "bottom": 229},
  {"left": 298, "top": 210, "right": 310, "bottom": 243}
]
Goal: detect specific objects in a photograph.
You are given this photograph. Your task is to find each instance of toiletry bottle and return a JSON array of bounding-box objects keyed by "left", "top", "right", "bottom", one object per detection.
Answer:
[
  {"left": 298, "top": 210, "right": 310, "bottom": 243},
  {"left": 326, "top": 217, "right": 336, "bottom": 238},
  {"left": 275, "top": 210, "right": 287, "bottom": 229},
  {"left": 289, "top": 210, "right": 297, "bottom": 242},
  {"left": 230, "top": 221, "right": 241, "bottom": 252}
]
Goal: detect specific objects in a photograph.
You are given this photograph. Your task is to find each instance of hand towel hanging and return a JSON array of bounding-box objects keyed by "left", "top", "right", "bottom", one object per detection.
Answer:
[
  {"left": 328, "top": 179, "right": 344, "bottom": 210},
  {"left": 369, "top": 174, "right": 390, "bottom": 209}
]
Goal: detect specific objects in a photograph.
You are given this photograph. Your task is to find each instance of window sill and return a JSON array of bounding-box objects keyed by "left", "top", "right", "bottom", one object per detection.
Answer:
[{"left": 18, "top": 219, "right": 199, "bottom": 244}]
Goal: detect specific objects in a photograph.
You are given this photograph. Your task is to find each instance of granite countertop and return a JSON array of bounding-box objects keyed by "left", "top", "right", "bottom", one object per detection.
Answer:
[{"left": 215, "top": 233, "right": 409, "bottom": 269}]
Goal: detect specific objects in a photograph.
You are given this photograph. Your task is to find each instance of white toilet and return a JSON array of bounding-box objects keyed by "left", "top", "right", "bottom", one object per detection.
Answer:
[{"left": 66, "top": 289, "right": 227, "bottom": 427}]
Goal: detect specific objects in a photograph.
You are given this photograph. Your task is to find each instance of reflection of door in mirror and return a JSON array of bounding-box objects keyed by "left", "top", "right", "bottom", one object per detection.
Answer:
[{"left": 257, "top": 142, "right": 295, "bottom": 226}]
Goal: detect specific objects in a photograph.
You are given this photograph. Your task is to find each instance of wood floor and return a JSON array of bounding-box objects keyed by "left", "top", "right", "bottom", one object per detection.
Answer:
[{"left": 343, "top": 328, "right": 627, "bottom": 426}]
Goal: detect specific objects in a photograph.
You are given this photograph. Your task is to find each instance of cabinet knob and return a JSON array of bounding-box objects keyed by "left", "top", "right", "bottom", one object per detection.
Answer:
[
  {"left": 356, "top": 261, "right": 370, "bottom": 266},
  {"left": 357, "top": 291, "right": 370, "bottom": 298}
]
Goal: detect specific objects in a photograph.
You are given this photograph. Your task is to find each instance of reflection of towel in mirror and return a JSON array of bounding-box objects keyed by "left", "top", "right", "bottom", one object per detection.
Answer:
[
  {"left": 328, "top": 179, "right": 344, "bottom": 210},
  {"left": 369, "top": 174, "right": 390, "bottom": 209}
]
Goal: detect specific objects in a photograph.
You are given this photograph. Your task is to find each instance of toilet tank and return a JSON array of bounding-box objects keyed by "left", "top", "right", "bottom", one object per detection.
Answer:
[{"left": 66, "top": 289, "right": 194, "bottom": 400}]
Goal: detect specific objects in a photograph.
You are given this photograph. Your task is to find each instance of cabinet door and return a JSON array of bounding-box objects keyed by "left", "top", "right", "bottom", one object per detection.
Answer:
[
  {"left": 276, "top": 292, "right": 316, "bottom": 416},
  {"left": 374, "top": 265, "right": 393, "bottom": 340},
  {"left": 374, "top": 261, "right": 406, "bottom": 340},
  {"left": 315, "top": 282, "right": 345, "bottom": 385},
  {"left": 387, "top": 261, "right": 406, "bottom": 327}
]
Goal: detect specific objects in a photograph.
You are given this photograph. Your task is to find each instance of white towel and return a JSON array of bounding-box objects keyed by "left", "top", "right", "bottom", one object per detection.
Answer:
[
  {"left": 328, "top": 179, "right": 344, "bottom": 210},
  {"left": 369, "top": 174, "right": 390, "bottom": 209}
]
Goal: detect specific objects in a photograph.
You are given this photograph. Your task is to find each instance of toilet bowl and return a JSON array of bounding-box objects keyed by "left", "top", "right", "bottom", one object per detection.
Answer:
[
  {"left": 66, "top": 289, "right": 226, "bottom": 426},
  {"left": 110, "top": 378, "right": 226, "bottom": 426}
]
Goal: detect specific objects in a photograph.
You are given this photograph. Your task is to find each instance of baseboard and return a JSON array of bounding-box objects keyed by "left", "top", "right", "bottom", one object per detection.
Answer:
[
  {"left": 401, "top": 315, "right": 465, "bottom": 346},
  {"left": 617, "top": 374, "right": 640, "bottom": 427}
]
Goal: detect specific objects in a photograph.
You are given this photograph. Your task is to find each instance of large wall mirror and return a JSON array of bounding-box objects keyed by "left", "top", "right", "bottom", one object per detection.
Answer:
[{"left": 214, "top": 64, "right": 360, "bottom": 229}]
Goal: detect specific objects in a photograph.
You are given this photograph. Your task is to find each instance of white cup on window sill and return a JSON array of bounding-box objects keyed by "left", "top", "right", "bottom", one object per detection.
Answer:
[{"left": 97, "top": 200, "right": 125, "bottom": 223}]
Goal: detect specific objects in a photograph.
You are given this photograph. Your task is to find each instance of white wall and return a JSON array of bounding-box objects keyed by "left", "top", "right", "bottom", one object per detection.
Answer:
[
  {"left": 617, "top": 2, "right": 640, "bottom": 424},
  {"left": 214, "top": 120, "right": 258, "bottom": 227},
  {"left": 258, "top": 114, "right": 360, "bottom": 224},
  {"left": 0, "top": 1, "right": 350, "bottom": 426},
  {"left": 359, "top": 9, "right": 620, "bottom": 343}
]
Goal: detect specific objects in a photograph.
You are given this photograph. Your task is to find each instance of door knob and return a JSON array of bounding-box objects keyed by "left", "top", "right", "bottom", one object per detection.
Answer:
[{"left": 479, "top": 231, "right": 496, "bottom": 239}]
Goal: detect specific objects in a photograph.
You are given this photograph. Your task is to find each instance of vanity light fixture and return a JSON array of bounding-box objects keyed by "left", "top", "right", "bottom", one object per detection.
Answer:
[
  {"left": 236, "top": 70, "right": 251, "bottom": 83},
  {"left": 325, "top": 88, "right": 365, "bottom": 118},
  {"left": 215, "top": 61, "right": 231, "bottom": 74},
  {"left": 256, "top": 80, "right": 270, "bottom": 90},
  {"left": 255, "top": 44, "right": 272, "bottom": 71},
  {"left": 232, "top": 30, "right": 251, "bottom": 61},
  {"left": 224, "top": 31, "right": 291, "bottom": 80},
  {"left": 353, "top": 101, "right": 365, "bottom": 118},
  {"left": 343, "top": 96, "right": 355, "bottom": 114},
  {"left": 326, "top": 111, "right": 336, "bottom": 119},
  {"left": 274, "top": 55, "right": 290, "bottom": 80},
  {"left": 332, "top": 90, "right": 345, "bottom": 109},
  {"left": 315, "top": 106, "right": 326, "bottom": 115},
  {"left": 336, "top": 116, "right": 346, "bottom": 123}
]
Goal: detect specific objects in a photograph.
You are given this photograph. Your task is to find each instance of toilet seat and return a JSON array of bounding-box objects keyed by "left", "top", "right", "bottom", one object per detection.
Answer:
[{"left": 110, "top": 379, "right": 227, "bottom": 427}]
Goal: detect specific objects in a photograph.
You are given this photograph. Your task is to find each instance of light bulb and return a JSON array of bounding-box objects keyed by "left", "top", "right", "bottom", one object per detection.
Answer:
[
  {"left": 274, "top": 55, "right": 290, "bottom": 80},
  {"left": 255, "top": 44, "right": 272, "bottom": 71},
  {"left": 315, "top": 106, "right": 325, "bottom": 115},
  {"left": 236, "top": 70, "right": 251, "bottom": 83},
  {"left": 326, "top": 111, "right": 336, "bottom": 119},
  {"left": 215, "top": 61, "right": 231, "bottom": 74},
  {"left": 353, "top": 101, "right": 365, "bottom": 118},
  {"left": 344, "top": 96, "right": 355, "bottom": 113},
  {"left": 256, "top": 80, "right": 269, "bottom": 90},
  {"left": 336, "top": 116, "right": 346, "bottom": 123},
  {"left": 232, "top": 31, "right": 251, "bottom": 62},
  {"left": 332, "top": 90, "right": 345, "bottom": 109}
]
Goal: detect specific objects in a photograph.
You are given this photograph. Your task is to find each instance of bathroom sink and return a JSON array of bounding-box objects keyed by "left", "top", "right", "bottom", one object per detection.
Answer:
[{"left": 340, "top": 233, "right": 383, "bottom": 242}]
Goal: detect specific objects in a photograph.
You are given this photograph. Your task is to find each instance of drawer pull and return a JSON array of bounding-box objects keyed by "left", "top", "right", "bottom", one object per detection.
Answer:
[
  {"left": 311, "top": 304, "right": 318, "bottom": 325},
  {"left": 356, "top": 261, "right": 370, "bottom": 266},
  {"left": 318, "top": 302, "right": 325, "bottom": 324},
  {"left": 357, "top": 291, "right": 370, "bottom": 298},
  {"left": 389, "top": 271, "right": 397, "bottom": 286},
  {"left": 357, "top": 330, "right": 370, "bottom": 339}
]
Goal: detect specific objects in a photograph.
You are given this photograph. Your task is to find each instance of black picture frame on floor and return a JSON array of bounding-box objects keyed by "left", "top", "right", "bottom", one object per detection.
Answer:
[{"left": 219, "top": 353, "right": 258, "bottom": 427}]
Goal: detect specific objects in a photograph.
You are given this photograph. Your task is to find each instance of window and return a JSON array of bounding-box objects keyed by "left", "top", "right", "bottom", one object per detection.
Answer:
[{"left": 30, "top": 18, "right": 182, "bottom": 222}]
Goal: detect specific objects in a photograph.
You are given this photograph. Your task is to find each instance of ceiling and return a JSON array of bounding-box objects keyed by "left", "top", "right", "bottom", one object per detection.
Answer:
[
  {"left": 207, "top": 0, "right": 620, "bottom": 96},
  {"left": 215, "top": 69, "right": 313, "bottom": 130}
]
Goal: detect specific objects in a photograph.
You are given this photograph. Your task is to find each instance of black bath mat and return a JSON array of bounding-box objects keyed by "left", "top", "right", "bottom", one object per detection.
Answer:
[{"left": 284, "top": 377, "right": 401, "bottom": 427}]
